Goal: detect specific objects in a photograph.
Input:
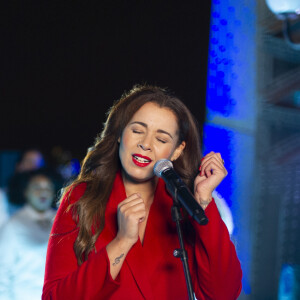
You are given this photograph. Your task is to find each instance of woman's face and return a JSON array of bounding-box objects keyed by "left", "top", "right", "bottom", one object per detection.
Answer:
[
  {"left": 25, "top": 175, "right": 55, "bottom": 212},
  {"left": 119, "top": 102, "right": 185, "bottom": 183}
]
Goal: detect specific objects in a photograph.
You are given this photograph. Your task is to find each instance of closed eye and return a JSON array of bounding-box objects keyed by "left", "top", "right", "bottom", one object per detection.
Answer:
[
  {"left": 133, "top": 129, "right": 143, "bottom": 134},
  {"left": 157, "top": 138, "right": 167, "bottom": 144}
]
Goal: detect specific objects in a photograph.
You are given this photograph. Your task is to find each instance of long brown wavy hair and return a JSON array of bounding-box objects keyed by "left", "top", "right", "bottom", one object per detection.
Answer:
[{"left": 63, "top": 85, "right": 202, "bottom": 265}]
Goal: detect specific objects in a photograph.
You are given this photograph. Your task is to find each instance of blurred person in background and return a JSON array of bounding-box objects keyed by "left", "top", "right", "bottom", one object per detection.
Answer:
[
  {"left": 15, "top": 149, "right": 45, "bottom": 173},
  {"left": 6, "top": 149, "right": 46, "bottom": 216},
  {"left": 50, "top": 146, "right": 81, "bottom": 184},
  {"left": 0, "top": 149, "right": 46, "bottom": 229},
  {"left": 0, "top": 169, "right": 57, "bottom": 300}
]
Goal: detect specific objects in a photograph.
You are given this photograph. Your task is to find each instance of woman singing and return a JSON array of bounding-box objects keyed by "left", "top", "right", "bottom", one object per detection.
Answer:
[{"left": 42, "top": 85, "right": 242, "bottom": 299}]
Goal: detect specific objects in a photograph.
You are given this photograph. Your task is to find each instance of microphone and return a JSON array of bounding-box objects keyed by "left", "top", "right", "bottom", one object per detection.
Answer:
[{"left": 154, "top": 159, "right": 208, "bottom": 225}]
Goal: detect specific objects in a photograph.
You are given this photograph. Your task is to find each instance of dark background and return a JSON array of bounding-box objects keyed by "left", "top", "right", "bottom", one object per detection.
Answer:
[{"left": 1, "top": 1, "right": 211, "bottom": 160}]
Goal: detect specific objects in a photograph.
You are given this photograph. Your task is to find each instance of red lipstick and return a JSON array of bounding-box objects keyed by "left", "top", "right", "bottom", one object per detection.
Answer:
[{"left": 132, "top": 153, "right": 152, "bottom": 167}]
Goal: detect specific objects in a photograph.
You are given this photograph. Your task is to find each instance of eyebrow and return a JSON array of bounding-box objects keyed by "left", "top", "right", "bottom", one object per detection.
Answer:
[{"left": 129, "top": 121, "right": 174, "bottom": 139}]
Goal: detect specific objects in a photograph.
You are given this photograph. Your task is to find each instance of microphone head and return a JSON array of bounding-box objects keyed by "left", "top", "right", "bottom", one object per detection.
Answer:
[{"left": 153, "top": 159, "right": 173, "bottom": 177}]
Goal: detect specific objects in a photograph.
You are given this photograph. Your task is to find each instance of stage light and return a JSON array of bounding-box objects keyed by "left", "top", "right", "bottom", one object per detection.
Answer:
[
  {"left": 266, "top": 0, "right": 300, "bottom": 50},
  {"left": 266, "top": 0, "right": 300, "bottom": 17}
]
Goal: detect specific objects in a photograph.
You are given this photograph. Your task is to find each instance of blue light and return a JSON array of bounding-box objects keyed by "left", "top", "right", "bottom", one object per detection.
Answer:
[{"left": 205, "top": 0, "right": 257, "bottom": 295}]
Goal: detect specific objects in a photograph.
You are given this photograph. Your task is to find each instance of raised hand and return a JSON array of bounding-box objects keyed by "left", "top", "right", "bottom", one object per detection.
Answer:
[
  {"left": 116, "top": 193, "right": 146, "bottom": 246},
  {"left": 194, "top": 151, "right": 227, "bottom": 210},
  {"left": 106, "top": 193, "right": 146, "bottom": 279}
]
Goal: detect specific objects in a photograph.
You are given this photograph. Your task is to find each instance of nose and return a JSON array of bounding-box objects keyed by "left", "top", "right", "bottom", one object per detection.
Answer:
[
  {"left": 138, "top": 143, "right": 151, "bottom": 151},
  {"left": 138, "top": 134, "right": 152, "bottom": 151}
]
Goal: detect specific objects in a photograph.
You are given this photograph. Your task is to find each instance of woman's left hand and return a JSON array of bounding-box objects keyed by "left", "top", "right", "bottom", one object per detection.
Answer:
[{"left": 194, "top": 151, "right": 227, "bottom": 210}]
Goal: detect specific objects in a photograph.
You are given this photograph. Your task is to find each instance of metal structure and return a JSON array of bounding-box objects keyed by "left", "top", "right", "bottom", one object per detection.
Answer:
[{"left": 206, "top": 1, "right": 300, "bottom": 299}]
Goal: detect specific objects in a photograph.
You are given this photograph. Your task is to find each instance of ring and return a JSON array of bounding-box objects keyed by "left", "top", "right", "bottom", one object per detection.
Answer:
[{"left": 222, "top": 159, "right": 225, "bottom": 165}]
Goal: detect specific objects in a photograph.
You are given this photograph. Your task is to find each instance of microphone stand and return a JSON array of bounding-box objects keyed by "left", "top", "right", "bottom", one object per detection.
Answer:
[{"left": 171, "top": 188, "right": 194, "bottom": 300}]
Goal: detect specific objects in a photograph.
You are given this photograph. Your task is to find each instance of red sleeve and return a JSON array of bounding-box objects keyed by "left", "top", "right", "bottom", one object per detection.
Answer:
[
  {"left": 42, "top": 184, "right": 120, "bottom": 300},
  {"left": 191, "top": 199, "right": 242, "bottom": 300}
]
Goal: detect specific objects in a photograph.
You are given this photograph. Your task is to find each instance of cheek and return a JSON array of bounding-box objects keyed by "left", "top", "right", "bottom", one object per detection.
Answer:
[
  {"left": 119, "top": 132, "right": 134, "bottom": 161},
  {"left": 120, "top": 133, "right": 130, "bottom": 149},
  {"left": 155, "top": 144, "right": 177, "bottom": 159},
  {"left": 29, "top": 190, "right": 39, "bottom": 199}
]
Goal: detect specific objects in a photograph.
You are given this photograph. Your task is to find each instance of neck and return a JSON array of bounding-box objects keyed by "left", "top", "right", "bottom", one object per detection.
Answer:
[{"left": 121, "top": 171, "right": 158, "bottom": 207}]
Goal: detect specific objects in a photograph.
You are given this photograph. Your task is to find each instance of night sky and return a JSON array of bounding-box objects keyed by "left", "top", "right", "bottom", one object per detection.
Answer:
[{"left": 1, "top": 1, "right": 211, "bottom": 160}]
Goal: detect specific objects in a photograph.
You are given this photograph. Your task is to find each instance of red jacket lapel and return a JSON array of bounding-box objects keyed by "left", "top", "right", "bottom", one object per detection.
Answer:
[{"left": 95, "top": 171, "right": 155, "bottom": 300}]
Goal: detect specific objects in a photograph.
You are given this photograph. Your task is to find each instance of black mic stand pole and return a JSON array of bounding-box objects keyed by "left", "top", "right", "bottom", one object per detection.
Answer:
[{"left": 171, "top": 188, "right": 194, "bottom": 300}]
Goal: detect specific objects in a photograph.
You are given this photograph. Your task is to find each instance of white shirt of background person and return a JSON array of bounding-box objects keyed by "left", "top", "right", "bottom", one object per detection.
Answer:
[{"left": 0, "top": 174, "right": 56, "bottom": 300}]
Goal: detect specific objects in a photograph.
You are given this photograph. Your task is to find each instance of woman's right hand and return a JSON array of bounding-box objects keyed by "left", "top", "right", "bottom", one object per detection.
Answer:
[
  {"left": 106, "top": 194, "right": 146, "bottom": 279},
  {"left": 116, "top": 193, "right": 146, "bottom": 246}
]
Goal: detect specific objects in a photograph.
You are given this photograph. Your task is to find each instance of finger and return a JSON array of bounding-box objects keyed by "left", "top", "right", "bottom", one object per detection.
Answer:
[
  {"left": 199, "top": 151, "right": 217, "bottom": 171},
  {"left": 118, "top": 193, "right": 143, "bottom": 207},
  {"left": 203, "top": 157, "right": 224, "bottom": 171},
  {"left": 123, "top": 208, "right": 146, "bottom": 224},
  {"left": 119, "top": 201, "right": 146, "bottom": 215},
  {"left": 204, "top": 152, "right": 223, "bottom": 165},
  {"left": 201, "top": 164, "right": 227, "bottom": 179},
  {"left": 124, "top": 201, "right": 146, "bottom": 213},
  {"left": 201, "top": 151, "right": 216, "bottom": 163},
  {"left": 202, "top": 162, "right": 222, "bottom": 177},
  {"left": 201, "top": 152, "right": 224, "bottom": 166},
  {"left": 120, "top": 193, "right": 141, "bottom": 204},
  {"left": 215, "top": 152, "right": 225, "bottom": 165},
  {"left": 135, "top": 210, "right": 147, "bottom": 223},
  {"left": 200, "top": 157, "right": 225, "bottom": 176}
]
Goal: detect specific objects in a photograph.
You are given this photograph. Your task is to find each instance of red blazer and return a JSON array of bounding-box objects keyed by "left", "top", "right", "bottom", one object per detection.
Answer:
[{"left": 42, "top": 172, "right": 242, "bottom": 300}]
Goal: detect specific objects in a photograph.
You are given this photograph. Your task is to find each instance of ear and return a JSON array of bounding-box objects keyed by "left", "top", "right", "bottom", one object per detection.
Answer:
[{"left": 171, "top": 141, "right": 186, "bottom": 161}]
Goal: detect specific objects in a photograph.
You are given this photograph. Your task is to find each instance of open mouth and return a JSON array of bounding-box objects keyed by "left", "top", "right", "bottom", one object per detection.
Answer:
[
  {"left": 133, "top": 154, "right": 151, "bottom": 163},
  {"left": 132, "top": 154, "right": 152, "bottom": 167}
]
